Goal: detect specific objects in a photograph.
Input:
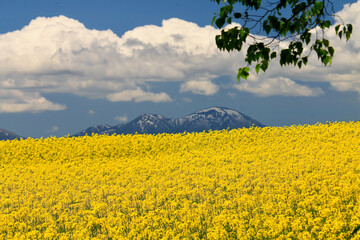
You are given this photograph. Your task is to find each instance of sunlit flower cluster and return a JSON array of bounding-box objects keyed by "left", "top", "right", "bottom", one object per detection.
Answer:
[{"left": 1, "top": 122, "right": 360, "bottom": 239}]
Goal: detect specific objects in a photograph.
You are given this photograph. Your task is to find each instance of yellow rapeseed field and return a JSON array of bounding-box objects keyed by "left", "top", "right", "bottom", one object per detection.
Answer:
[{"left": 1, "top": 122, "right": 360, "bottom": 239}]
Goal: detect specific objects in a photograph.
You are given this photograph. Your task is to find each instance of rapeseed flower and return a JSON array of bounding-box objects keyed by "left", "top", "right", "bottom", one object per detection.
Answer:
[{"left": 0, "top": 122, "right": 360, "bottom": 239}]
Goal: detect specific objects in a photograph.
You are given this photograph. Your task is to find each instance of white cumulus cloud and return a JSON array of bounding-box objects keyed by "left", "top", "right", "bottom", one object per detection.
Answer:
[
  {"left": 0, "top": 16, "right": 230, "bottom": 112},
  {"left": 114, "top": 115, "right": 128, "bottom": 123},
  {"left": 235, "top": 76, "right": 324, "bottom": 97},
  {"left": 0, "top": 1, "right": 359, "bottom": 113},
  {"left": 106, "top": 87, "right": 172, "bottom": 103},
  {"left": 48, "top": 126, "right": 59, "bottom": 132},
  {"left": 180, "top": 81, "right": 219, "bottom": 95},
  {"left": 0, "top": 90, "right": 66, "bottom": 113}
]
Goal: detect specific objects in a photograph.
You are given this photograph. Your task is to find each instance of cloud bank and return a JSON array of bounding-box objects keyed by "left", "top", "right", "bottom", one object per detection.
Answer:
[
  {"left": 180, "top": 80, "right": 219, "bottom": 95},
  {"left": 0, "top": 90, "right": 65, "bottom": 113},
  {"left": 106, "top": 87, "right": 172, "bottom": 102},
  {"left": 114, "top": 115, "right": 128, "bottom": 123},
  {"left": 0, "top": 1, "right": 359, "bottom": 112},
  {"left": 0, "top": 16, "right": 227, "bottom": 112}
]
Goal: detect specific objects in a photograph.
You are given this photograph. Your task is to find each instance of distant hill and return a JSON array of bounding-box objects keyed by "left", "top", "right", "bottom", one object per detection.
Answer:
[
  {"left": 0, "top": 129, "right": 23, "bottom": 141},
  {"left": 72, "top": 124, "right": 117, "bottom": 138},
  {"left": 72, "top": 106, "right": 265, "bottom": 137}
]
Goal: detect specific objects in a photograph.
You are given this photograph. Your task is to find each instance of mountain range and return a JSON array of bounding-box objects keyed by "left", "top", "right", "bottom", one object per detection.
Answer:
[
  {"left": 72, "top": 106, "right": 265, "bottom": 137},
  {"left": 0, "top": 107, "right": 265, "bottom": 140},
  {"left": 0, "top": 129, "right": 23, "bottom": 141}
]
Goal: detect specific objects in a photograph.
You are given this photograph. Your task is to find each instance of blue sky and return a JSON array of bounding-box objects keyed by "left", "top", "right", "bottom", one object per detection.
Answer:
[{"left": 0, "top": 0, "right": 359, "bottom": 138}]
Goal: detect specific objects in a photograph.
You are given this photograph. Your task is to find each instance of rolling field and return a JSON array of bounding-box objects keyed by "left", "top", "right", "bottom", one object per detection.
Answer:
[{"left": 1, "top": 122, "right": 360, "bottom": 239}]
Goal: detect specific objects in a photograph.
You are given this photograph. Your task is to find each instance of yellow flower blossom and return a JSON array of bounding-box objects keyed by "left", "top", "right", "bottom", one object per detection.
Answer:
[{"left": 0, "top": 122, "right": 360, "bottom": 239}]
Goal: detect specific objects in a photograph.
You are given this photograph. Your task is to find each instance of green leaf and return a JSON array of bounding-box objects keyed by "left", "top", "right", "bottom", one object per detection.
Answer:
[
  {"left": 227, "top": 18, "right": 232, "bottom": 24},
  {"left": 215, "top": 18, "right": 226, "bottom": 28},
  {"left": 328, "top": 46, "right": 334, "bottom": 57},
  {"left": 320, "top": 20, "right": 331, "bottom": 29},
  {"left": 271, "top": 52, "right": 277, "bottom": 59},
  {"left": 211, "top": 16, "right": 217, "bottom": 26},
  {"left": 239, "top": 28, "right": 249, "bottom": 41},
  {"left": 346, "top": 31, "right": 351, "bottom": 41},
  {"left": 315, "top": 39, "right": 323, "bottom": 48},
  {"left": 335, "top": 25, "right": 340, "bottom": 34},
  {"left": 301, "top": 31, "right": 311, "bottom": 45},
  {"left": 220, "top": 4, "right": 233, "bottom": 18},
  {"left": 297, "top": 61, "right": 302, "bottom": 69},
  {"left": 302, "top": 56, "right": 308, "bottom": 65},
  {"left": 220, "top": 6, "right": 228, "bottom": 18},
  {"left": 263, "top": 23, "right": 271, "bottom": 35},
  {"left": 323, "top": 56, "right": 331, "bottom": 66},
  {"left": 347, "top": 24, "right": 353, "bottom": 34},
  {"left": 260, "top": 61, "right": 269, "bottom": 72},
  {"left": 234, "top": 12, "right": 241, "bottom": 19},
  {"left": 279, "top": 21, "right": 285, "bottom": 34},
  {"left": 237, "top": 67, "right": 250, "bottom": 81},
  {"left": 268, "top": 16, "right": 280, "bottom": 31},
  {"left": 324, "top": 20, "right": 331, "bottom": 28},
  {"left": 314, "top": 1, "right": 323, "bottom": 12},
  {"left": 320, "top": 49, "right": 328, "bottom": 57},
  {"left": 254, "top": 0, "right": 261, "bottom": 9},
  {"left": 294, "top": 42, "right": 303, "bottom": 55},
  {"left": 263, "top": 47, "right": 270, "bottom": 61},
  {"left": 338, "top": 31, "right": 342, "bottom": 40},
  {"left": 255, "top": 63, "right": 261, "bottom": 74},
  {"left": 280, "top": 49, "right": 291, "bottom": 66},
  {"left": 323, "top": 39, "right": 329, "bottom": 47}
]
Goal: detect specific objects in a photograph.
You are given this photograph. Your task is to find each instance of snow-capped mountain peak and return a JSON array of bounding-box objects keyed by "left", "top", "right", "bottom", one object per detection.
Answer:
[
  {"left": 185, "top": 106, "right": 244, "bottom": 121},
  {"left": 195, "top": 106, "right": 228, "bottom": 114},
  {"left": 137, "top": 113, "right": 164, "bottom": 123},
  {"left": 179, "top": 106, "right": 264, "bottom": 132},
  {"left": 192, "top": 106, "right": 242, "bottom": 115},
  {"left": 72, "top": 107, "right": 265, "bottom": 137},
  {"left": 135, "top": 114, "right": 163, "bottom": 131}
]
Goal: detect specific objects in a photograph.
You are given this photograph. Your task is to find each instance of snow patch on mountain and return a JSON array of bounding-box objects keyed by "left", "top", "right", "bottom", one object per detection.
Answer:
[
  {"left": 0, "top": 129, "right": 23, "bottom": 140},
  {"left": 72, "top": 106, "right": 265, "bottom": 136}
]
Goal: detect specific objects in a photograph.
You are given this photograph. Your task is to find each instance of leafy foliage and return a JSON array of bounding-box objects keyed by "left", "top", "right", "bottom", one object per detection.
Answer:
[{"left": 211, "top": 0, "right": 353, "bottom": 81}]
